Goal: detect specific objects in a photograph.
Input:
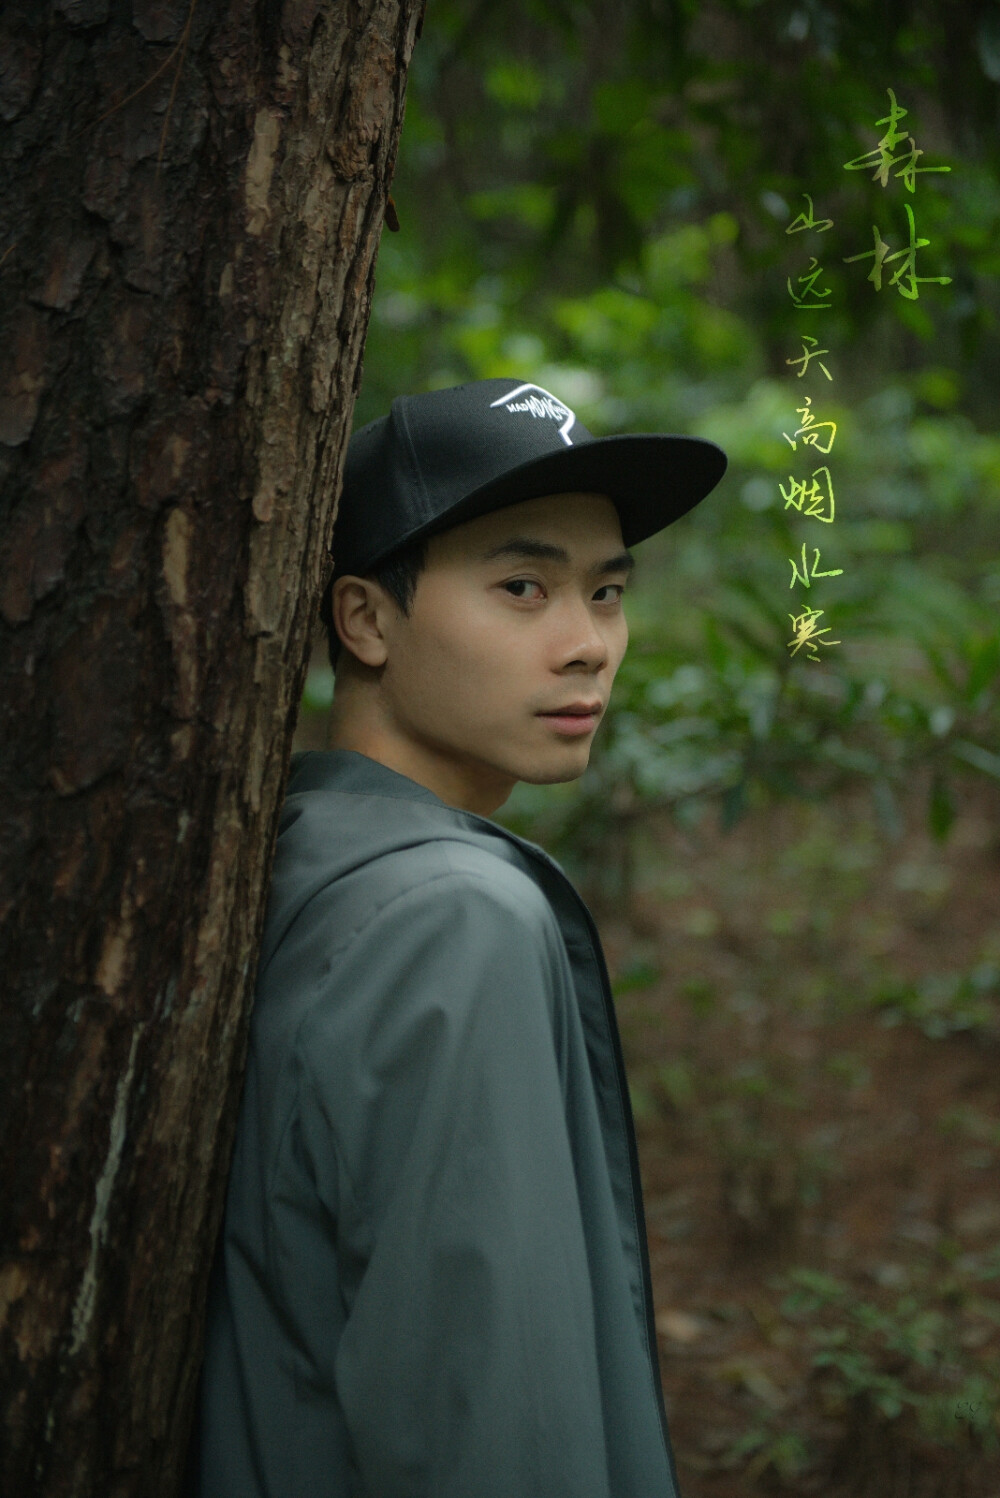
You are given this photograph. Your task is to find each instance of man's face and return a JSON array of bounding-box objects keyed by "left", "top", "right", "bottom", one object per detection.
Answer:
[{"left": 339, "top": 492, "right": 632, "bottom": 814}]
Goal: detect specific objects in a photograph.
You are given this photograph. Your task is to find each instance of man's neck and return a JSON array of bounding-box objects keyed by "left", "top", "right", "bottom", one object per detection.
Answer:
[{"left": 328, "top": 695, "right": 514, "bottom": 817}]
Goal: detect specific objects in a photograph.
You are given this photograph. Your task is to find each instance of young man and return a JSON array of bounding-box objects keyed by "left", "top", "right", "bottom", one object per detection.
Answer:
[{"left": 193, "top": 378, "right": 727, "bottom": 1497}]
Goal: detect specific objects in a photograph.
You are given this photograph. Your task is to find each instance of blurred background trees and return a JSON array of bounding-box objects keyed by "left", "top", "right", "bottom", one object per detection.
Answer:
[
  {"left": 305, "top": 0, "right": 1000, "bottom": 870},
  {"left": 297, "top": 3, "right": 1000, "bottom": 1491}
]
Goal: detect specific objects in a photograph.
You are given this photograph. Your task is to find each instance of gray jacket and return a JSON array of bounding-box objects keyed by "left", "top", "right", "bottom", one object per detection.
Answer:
[{"left": 194, "top": 749, "right": 679, "bottom": 1497}]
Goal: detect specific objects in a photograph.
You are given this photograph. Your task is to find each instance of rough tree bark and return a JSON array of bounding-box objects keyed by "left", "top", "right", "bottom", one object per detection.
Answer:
[{"left": 0, "top": 2, "right": 422, "bottom": 1492}]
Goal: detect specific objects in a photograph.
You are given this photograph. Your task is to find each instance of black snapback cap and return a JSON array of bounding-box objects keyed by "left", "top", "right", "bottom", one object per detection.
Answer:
[{"left": 330, "top": 377, "right": 728, "bottom": 580}]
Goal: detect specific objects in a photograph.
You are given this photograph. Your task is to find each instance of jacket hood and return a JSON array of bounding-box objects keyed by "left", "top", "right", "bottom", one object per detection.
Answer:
[{"left": 261, "top": 749, "right": 534, "bottom": 976}]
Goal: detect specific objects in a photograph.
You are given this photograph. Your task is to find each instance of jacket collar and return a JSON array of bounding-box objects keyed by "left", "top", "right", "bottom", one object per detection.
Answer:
[{"left": 288, "top": 749, "right": 448, "bottom": 809}]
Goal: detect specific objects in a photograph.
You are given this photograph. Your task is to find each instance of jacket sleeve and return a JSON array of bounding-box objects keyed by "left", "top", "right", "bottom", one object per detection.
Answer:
[{"left": 296, "top": 860, "right": 614, "bottom": 1498}]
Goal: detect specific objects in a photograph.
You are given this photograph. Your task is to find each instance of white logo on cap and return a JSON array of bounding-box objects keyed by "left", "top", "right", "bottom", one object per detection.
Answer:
[{"left": 490, "top": 383, "right": 576, "bottom": 446}]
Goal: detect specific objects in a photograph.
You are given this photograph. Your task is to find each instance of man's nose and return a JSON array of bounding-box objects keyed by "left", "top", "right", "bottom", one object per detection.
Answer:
[{"left": 555, "top": 598, "right": 609, "bottom": 671}]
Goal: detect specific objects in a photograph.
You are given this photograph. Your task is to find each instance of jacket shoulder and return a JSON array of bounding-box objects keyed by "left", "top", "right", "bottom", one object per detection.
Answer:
[
  {"left": 337, "top": 837, "right": 559, "bottom": 953},
  {"left": 262, "top": 792, "right": 558, "bottom": 980}
]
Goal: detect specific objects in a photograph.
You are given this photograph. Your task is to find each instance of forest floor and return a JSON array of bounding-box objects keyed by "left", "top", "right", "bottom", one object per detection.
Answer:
[{"left": 598, "top": 782, "right": 1000, "bottom": 1498}]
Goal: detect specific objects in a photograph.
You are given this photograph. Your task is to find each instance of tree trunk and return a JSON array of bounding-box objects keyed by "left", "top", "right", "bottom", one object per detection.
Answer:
[{"left": 0, "top": 2, "right": 421, "bottom": 1492}]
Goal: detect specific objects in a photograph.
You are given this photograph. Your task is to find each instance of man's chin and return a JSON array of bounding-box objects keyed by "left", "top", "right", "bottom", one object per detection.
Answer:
[{"left": 518, "top": 748, "right": 593, "bottom": 787}]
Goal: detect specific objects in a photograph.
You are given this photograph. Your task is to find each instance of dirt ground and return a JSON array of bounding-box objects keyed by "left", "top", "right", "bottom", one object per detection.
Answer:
[{"left": 598, "top": 782, "right": 1000, "bottom": 1497}]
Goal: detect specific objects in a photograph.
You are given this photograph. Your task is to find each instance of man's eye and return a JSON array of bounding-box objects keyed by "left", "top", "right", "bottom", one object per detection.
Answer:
[
  {"left": 594, "top": 584, "right": 626, "bottom": 603},
  {"left": 503, "top": 579, "right": 544, "bottom": 600}
]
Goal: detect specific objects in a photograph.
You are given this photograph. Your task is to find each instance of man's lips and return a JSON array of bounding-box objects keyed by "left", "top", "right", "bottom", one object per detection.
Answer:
[
  {"left": 537, "top": 702, "right": 603, "bottom": 717},
  {"left": 537, "top": 702, "right": 603, "bottom": 735}
]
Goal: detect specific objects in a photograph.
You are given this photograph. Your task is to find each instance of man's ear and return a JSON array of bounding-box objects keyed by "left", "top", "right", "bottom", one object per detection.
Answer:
[{"left": 330, "top": 576, "right": 392, "bottom": 668}]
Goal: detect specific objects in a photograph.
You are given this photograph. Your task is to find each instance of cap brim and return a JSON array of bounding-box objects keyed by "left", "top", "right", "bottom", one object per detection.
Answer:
[
  {"left": 352, "top": 432, "right": 727, "bottom": 572},
  {"left": 461, "top": 432, "right": 726, "bottom": 544}
]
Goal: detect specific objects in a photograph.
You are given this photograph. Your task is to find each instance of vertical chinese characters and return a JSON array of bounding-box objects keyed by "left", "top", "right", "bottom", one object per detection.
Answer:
[
  {"left": 777, "top": 90, "right": 953, "bottom": 663},
  {"left": 783, "top": 193, "right": 842, "bottom": 659},
  {"left": 843, "top": 88, "right": 952, "bottom": 301}
]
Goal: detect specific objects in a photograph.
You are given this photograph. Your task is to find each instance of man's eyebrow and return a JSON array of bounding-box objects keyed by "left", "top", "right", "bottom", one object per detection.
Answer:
[
  {"left": 596, "top": 550, "right": 636, "bottom": 577},
  {"left": 481, "top": 537, "right": 636, "bottom": 576},
  {"left": 481, "top": 538, "right": 569, "bottom": 565}
]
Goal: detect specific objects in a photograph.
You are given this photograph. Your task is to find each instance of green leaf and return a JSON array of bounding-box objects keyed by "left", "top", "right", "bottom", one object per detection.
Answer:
[
  {"left": 612, "top": 960, "right": 661, "bottom": 996},
  {"left": 951, "top": 740, "right": 1000, "bottom": 780},
  {"left": 658, "top": 1059, "right": 697, "bottom": 1110},
  {"left": 964, "top": 633, "right": 1000, "bottom": 703},
  {"left": 722, "top": 780, "right": 747, "bottom": 830},
  {"left": 928, "top": 773, "right": 956, "bottom": 842}
]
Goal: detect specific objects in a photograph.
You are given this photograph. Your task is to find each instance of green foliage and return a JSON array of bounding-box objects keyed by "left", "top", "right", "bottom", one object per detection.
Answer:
[
  {"left": 300, "top": 664, "right": 334, "bottom": 714},
  {"left": 610, "top": 958, "right": 661, "bottom": 996},
  {"left": 657, "top": 1057, "right": 698, "bottom": 1112},
  {"left": 871, "top": 960, "right": 1000, "bottom": 1041},
  {"left": 302, "top": 1, "right": 1000, "bottom": 879},
  {"left": 719, "top": 1419, "right": 814, "bottom": 1482},
  {"left": 359, "top": 0, "right": 1000, "bottom": 426},
  {"left": 780, "top": 1264, "right": 1000, "bottom": 1452},
  {"left": 498, "top": 558, "right": 999, "bottom": 884}
]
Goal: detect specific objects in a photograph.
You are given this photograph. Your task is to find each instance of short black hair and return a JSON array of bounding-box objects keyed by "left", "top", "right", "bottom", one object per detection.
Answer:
[{"left": 320, "top": 534, "right": 429, "bottom": 672}]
